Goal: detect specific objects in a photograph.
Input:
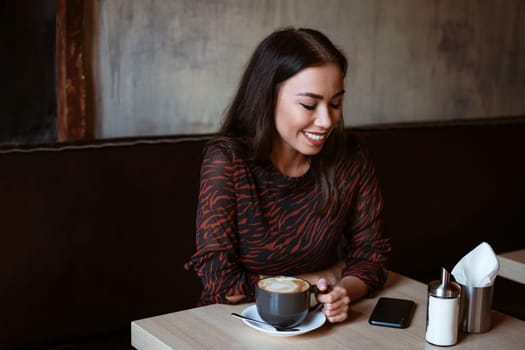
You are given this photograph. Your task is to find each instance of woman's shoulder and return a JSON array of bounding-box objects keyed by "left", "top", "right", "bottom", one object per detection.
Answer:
[
  {"left": 204, "top": 137, "right": 250, "bottom": 162},
  {"left": 335, "top": 136, "right": 377, "bottom": 182}
]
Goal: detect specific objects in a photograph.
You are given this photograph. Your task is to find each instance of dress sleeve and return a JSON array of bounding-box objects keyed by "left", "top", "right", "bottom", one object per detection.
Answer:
[
  {"left": 188, "top": 144, "right": 258, "bottom": 305},
  {"left": 342, "top": 147, "right": 392, "bottom": 294}
]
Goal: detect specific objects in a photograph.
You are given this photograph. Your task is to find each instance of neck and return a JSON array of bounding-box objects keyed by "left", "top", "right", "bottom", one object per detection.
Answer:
[{"left": 270, "top": 149, "right": 310, "bottom": 177}]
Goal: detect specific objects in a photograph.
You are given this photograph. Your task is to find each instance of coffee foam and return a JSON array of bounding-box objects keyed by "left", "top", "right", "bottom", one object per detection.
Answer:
[{"left": 258, "top": 276, "right": 309, "bottom": 293}]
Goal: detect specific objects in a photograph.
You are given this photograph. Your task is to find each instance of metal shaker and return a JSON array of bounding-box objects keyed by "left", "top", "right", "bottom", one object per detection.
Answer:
[{"left": 425, "top": 268, "right": 461, "bottom": 346}]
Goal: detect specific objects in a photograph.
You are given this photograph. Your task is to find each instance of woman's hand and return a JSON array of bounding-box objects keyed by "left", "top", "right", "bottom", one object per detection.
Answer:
[
  {"left": 297, "top": 263, "right": 369, "bottom": 323},
  {"left": 316, "top": 278, "right": 351, "bottom": 323},
  {"left": 315, "top": 276, "right": 369, "bottom": 323}
]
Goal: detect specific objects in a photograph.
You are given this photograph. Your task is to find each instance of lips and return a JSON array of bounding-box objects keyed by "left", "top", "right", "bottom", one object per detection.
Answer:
[{"left": 303, "top": 131, "right": 327, "bottom": 146}]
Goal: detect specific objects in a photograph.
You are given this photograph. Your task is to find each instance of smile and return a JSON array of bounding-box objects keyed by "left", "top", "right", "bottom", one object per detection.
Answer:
[{"left": 304, "top": 131, "right": 326, "bottom": 141}]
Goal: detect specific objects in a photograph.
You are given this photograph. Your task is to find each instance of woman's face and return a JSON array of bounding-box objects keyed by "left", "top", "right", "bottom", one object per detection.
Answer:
[{"left": 273, "top": 63, "right": 344, "bottom": 158}]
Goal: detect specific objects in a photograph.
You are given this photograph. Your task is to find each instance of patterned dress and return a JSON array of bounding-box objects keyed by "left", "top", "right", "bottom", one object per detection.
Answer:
[{"left": 187, "top": 139, "right": 391, "bottom": 306}]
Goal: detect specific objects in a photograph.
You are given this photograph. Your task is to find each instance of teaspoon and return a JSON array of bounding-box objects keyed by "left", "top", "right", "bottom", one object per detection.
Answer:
[{"left": 231, "top": 312, "right": 299, "bottom": 332}]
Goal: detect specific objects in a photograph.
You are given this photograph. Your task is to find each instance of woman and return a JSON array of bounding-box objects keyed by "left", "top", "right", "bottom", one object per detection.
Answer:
[{"left": 186, "top": 27, "right": 391, "bottom": 323}]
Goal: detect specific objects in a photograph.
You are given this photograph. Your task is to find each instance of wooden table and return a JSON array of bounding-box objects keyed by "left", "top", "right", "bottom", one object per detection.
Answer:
[
  {"left": 498, "top": 249, "right": 525, "bottom": 284},
  {"left": 131, "top": 272, "right": 525, "bottom": 349}
]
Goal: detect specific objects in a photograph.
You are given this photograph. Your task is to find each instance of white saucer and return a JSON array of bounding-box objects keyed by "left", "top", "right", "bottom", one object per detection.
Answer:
[{"left": 239, "top": 304, "right": 326, "bottom": 337}]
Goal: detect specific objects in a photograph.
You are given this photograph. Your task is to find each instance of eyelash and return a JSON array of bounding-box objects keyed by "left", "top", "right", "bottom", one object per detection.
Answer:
[
  {"left": 300, "top": 103, "right": 315, "bottom": 111},
  {"left": 300, "top": 103, "right": 341, "bottom": 111}
]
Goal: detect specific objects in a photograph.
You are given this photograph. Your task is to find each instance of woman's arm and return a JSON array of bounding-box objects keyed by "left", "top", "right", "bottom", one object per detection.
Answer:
[
  {"left": 297, "top": 261, "right": 368, "bottom": 301},
  {"left": 314, "top": 148, "right": 391, "bottom": 323},
  {"left": 188, "top": 144, "right": 257, "bottom": 305},
  {"left": 341, "top": 147, "right": 391, "bottom": 294},
  {"left": 296, "top": 260, "right": 345, "bottom": 286}
]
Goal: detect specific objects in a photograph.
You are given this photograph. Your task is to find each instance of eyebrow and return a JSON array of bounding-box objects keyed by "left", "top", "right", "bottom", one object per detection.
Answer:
[{"left": 296, "top": 90, "right": 345, "bottom": 100}]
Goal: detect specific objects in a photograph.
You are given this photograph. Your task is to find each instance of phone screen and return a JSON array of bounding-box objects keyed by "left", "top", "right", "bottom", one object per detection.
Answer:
[{"left": 368, "top": 297, "right": 416, "bottom": 329}]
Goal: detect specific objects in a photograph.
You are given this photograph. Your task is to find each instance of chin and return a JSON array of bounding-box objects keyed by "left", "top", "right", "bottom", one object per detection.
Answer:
[{"left": 299, "top": 146, "right": 324, "bottom": 156}]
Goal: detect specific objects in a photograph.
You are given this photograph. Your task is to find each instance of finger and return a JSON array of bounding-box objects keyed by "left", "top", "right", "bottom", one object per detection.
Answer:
[
  {"left": 317, "top": 286, "right": 346, "bottom": 303},
  {"left": 323, "top": 296, "right": 351, "bottom": 313},
  {"left": 326, "top": 311, "right": 348, "bottom": 323},
  {"left": 317, "top": 278, "right": 328, "bottom": 292},
  {"left": 323, "top": 298, "right": 350, "bottom": 323}
]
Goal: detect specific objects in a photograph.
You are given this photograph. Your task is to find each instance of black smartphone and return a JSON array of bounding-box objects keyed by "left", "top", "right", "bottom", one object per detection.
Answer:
[{"left": 368, "top": 297, "right": 416, "bottom": 329}]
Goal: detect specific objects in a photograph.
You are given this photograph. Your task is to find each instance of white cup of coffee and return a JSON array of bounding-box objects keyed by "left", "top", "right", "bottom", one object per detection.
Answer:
[{"left": 255, "top": 276, "right": 321, "bottom": 328}]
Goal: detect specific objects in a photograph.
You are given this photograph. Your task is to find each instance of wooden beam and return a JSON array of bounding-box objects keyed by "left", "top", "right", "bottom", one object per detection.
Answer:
[{"left": 56, "top": 0, "right": 89, "bottom": 142}]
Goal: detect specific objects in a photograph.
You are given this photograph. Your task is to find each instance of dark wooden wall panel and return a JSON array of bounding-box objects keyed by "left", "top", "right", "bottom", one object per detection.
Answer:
[{"left": 56, "top": 0, "right": 90, "bottom": 142}]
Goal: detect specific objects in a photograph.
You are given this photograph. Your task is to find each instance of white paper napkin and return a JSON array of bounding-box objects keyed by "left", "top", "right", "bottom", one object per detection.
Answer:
[{"left": 451, "top": 242, "right": 499, "bottom": 287}]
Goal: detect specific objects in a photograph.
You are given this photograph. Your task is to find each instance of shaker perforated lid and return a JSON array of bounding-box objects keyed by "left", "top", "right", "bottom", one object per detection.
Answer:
[{"left": 428, "top": 267, "right": 461, "bottom": 298}]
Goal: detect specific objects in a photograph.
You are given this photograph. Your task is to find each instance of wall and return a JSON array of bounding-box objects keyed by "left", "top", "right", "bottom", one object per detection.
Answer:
[
  {"left": 88, "top": 0, "right": 525, "bottom": 138},
  {"left": 0, "top": 0, "right": 57, "bottom": 146}
]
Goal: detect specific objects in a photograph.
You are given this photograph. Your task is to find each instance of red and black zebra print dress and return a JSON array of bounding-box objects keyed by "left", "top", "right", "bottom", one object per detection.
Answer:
[{"left": 187, "top": 140, "right": 391, "bottom": 306}]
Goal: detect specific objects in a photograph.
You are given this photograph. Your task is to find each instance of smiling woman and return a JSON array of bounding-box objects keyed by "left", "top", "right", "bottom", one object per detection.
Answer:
[
  {"left": 273, "top": 63, "right": 345, "bottom": 165},
  {"left": 186, "top": 27, "right": 391, "bottom": 325}
]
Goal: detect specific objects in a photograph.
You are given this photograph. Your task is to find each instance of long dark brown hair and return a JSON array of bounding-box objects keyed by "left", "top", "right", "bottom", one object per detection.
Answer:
[{"left": 215, "top": 27, "right": 348, "bottom": 215}]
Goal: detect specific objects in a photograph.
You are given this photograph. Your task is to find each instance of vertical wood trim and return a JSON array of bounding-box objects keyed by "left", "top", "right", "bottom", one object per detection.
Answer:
[{"left": 56, "top": 0, "right": 89, "bottom": 142}]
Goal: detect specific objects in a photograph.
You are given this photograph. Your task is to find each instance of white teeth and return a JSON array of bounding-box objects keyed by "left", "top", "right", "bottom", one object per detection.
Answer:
[{"left": 305, "top": 132, "right": 325, "bottom": 141}]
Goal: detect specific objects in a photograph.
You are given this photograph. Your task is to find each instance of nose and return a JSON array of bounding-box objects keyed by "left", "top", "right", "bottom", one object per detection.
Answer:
[{"left": 314, "top": 105, "right": 334, "bottom": 129}]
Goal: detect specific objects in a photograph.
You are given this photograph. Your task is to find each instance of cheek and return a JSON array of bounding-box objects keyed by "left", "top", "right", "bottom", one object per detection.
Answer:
[{"left": 275, "top": 105, "right": 307, "bottom": 131}]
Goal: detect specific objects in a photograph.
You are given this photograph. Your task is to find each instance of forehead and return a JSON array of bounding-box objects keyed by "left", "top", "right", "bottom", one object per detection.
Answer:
[{"left": 278, "top": 63, "right": 344, "bottom": 96}]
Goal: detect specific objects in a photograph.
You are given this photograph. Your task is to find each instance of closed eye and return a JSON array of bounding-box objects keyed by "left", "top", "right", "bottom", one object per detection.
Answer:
[
  {"left": 330, "top": 103, "right": 341, "bottom": 109},
  {"left": 299, "top": 103, "right": 316, "bottom": 111}
]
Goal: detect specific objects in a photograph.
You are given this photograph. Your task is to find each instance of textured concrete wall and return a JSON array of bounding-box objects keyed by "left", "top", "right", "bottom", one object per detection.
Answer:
[{"left": 88, "top": 0, "right": 525, "bottom": 138}]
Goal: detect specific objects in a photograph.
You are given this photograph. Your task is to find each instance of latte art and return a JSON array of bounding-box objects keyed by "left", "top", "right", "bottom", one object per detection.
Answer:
[{"left": 258, "top": 276, "right": 310, "bottom": 293}]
